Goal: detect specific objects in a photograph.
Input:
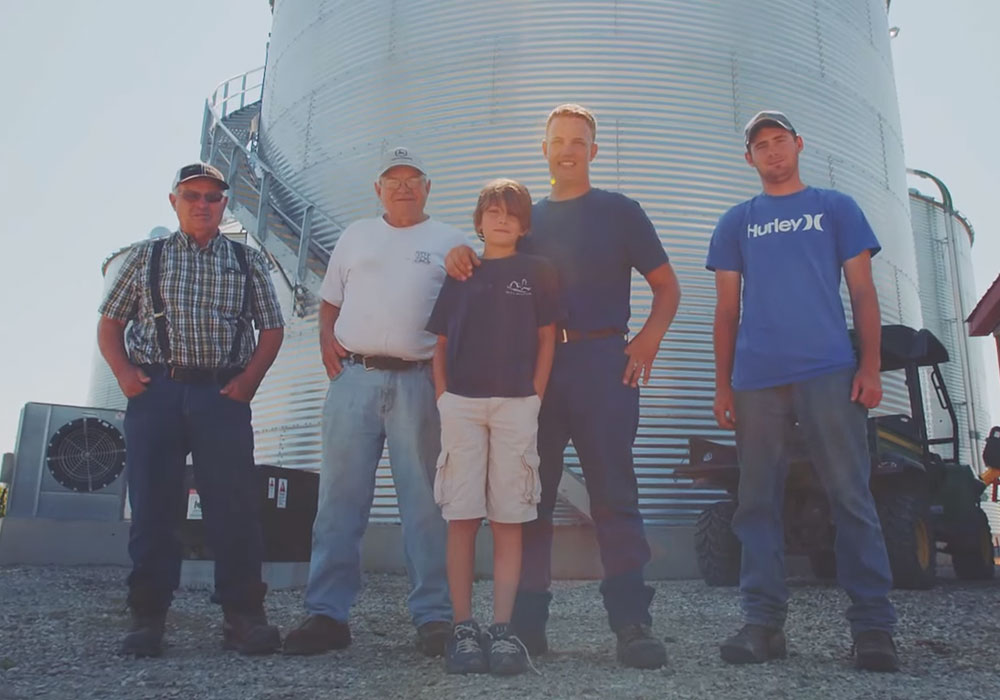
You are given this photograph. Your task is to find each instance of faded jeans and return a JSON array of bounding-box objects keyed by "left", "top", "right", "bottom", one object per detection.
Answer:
[
  {"left": 732, "top": 367, "right": 896, "bottom": 636},
  {"left": 303, "top": 362, "right": 451, "bottom": 626}
]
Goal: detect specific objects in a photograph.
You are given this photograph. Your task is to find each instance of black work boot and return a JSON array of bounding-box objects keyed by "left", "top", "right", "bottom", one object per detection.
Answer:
[
  {"left": 510, "top": 590, "right": 552, "bottom": 656},
  {"left": 223, "top": 607, "right": 281, "bottom": 655},
  {"left": 720, "top": 624, "right": 787, "bottom": 664},
  {"left": 121, "top": 610, "right": 167, "bottom": 658},
  {"left": 852, "top": 629, "right": 900, "bottom": 672},
  {"left": 283, "top": 614, "right": 352, "bottom": 655},
  {"left": 616, "top": 624, "right": 667, "bottom": 669}
]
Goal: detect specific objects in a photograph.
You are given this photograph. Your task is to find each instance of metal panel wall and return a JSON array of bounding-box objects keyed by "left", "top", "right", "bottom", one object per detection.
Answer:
[
  {"left": 909, "top": 191, "right": 989, "bottom": 469},
  {"left": 254, "top": 0, "right": 922, "bottom": 524}
]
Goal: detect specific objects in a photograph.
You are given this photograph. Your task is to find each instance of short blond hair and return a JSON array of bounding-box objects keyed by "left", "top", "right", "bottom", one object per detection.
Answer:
[
  {"left": 545, "top": 103, "right": 597, "bottom": 140},
  {"left": 473, "top": 179, "right": 533, "bottom": 241}
]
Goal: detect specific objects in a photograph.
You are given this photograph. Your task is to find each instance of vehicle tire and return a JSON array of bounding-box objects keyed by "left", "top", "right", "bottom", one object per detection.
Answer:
[
  {"left": 951, "top": 509, "right": 995, "bottom": 580},
  {"left": 808, "top": 550, "right": 836, "bottom": 580},
  {"left": 877, "top": 490, "right": 935, "bottom": 590},
  {"left": 694, "top": 501, "right": 741, "bottom": 587}
]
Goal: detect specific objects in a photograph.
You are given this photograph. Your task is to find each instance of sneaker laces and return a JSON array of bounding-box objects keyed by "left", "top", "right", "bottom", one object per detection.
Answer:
[
  {"left": 492, "top": 632, "right": 542, "bottom": 676},
  {"left": 453, "top": 622, "right": 482, "bottom": 655}
]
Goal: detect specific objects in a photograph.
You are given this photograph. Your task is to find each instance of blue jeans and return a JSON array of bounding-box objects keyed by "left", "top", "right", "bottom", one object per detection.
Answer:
[
  {"left": 520, "top": 336, "right": 654, "bottom": 631},
  {"left": 732, "top": 367, "right": 896, "bottom": 635},
  {"left": 304, "top": 362, "right": 451, "bottom": 626},
  {"left": 124, "top": 370, "right": 264, "bottom": 612}
]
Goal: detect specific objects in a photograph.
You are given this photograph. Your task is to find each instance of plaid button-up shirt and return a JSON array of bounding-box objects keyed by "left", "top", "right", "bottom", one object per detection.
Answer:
[{"left": 99, "top": 231, "right": 284, "bottom": 368}]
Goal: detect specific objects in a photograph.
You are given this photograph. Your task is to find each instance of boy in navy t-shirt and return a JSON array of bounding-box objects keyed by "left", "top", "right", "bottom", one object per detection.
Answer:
[{"left": 426, "top": 179, "right": 562, "bottom": 675}]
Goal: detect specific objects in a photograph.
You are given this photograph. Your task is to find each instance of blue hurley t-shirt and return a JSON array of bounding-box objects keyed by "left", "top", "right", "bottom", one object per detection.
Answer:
[
  {"left": 706, "top": 186, "right": 881, "bottom": 391},
  {"left": 426, "top": 253, "right": 563, "bottom": 398},
  {"left": 520, "top": 188, "right": 668, "bottom": 332}
]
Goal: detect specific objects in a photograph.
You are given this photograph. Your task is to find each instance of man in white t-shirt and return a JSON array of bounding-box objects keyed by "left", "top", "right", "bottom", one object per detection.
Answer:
[{"left": 284, "top": 147, "right": 465, "bottom": 657}]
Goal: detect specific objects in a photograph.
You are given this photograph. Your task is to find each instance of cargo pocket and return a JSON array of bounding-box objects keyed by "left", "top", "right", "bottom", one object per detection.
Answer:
[
  {"left": 520, "top": 449, "right": 541, "bottom": 505},
  {"left": 433, "top": 451, "right": 450, "bottom": 507}
]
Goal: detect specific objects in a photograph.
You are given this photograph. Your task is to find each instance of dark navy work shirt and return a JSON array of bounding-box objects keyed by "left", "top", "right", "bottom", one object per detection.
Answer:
[
  {"left": 426, "top": 254, "right": 563, "bottom": 397},
  {"left": 520, "top": 188, "right": 668, "bottom": 332}
]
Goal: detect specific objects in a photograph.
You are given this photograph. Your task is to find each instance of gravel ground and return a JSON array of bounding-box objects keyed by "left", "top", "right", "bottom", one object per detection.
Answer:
[{"left": 1, "top": 566, "right": 999, "bottom": 699}]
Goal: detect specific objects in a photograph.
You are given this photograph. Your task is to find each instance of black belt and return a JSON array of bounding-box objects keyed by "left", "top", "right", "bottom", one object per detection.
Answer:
[
  {"left": 346, "top": 354, "right": 427, "bottom": 371},
  {"left": 557, "top": 326, "right": 626, "bottom": 343},
  {"left": 141, "top": 364, "right": 244, "bottom": 384}
]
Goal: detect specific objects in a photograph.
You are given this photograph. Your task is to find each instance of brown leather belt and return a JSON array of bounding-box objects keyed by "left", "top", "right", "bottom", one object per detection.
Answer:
[
  {"left": 347, "top": 354, "right": 428, "bottom": 371},
  {"left": 141, "top": 364, "right": 244, "bottom": 384},
  {"left": 557, "top": 327, "right": 626, "bottom": 344}
]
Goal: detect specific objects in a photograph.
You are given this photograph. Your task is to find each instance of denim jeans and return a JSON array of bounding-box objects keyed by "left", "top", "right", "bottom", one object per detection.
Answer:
[
  {"left": 124, "top": 370, "right": 264, "bottom": 612},
  {"left": 732, "top": 367, "right": 896, "bottom": 635},
  {"left": 304, "top": 362, "right": 451, "bottom": 626},
  {"left": 519, "top": 336, "right": 654, "bottom": 631}
]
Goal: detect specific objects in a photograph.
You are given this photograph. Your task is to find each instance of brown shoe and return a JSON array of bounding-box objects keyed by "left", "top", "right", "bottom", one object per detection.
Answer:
[
  {"left": 720, "top": 624, "right": 787, "bottom": 664},
  {"left": 852, "top": 629, "right": 900, "bottom": 672},
  {"left": 222, "top": 608, "right": 281, "bottom": 655},
  {"left": 415, "top": 620, "right": 451, "bottom": 657},
  {"left": 120, "top": 611, "right": 166, "bottom": 658},
  {"left": 283, "top": 614, "right": 351, "bottom": 655}
]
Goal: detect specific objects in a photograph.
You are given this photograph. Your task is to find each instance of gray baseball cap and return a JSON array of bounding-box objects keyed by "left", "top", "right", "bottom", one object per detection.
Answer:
[
  {"left": 172, "top": 162, "right": 229, "bottom": 190},
  {"left": 376, "top": 146, "right": 428, "bottom": 179},
  {"left": 744, "top": 110, "right": 797, "bottom": 148}
]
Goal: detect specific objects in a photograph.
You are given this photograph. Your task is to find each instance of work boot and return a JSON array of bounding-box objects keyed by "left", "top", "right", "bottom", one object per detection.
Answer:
[
  {"left": 444, "top": 620, "right": 488, "bottom": 674},
  {"left": 511, "top": 590, "right": 552, "bottom": 656},
  {"left": 222, "top": 607, "right": 281, "bottom": 655},
  {"left": 415, "top": 620, "right": 451, "bottom": 657},
  {"left": 120, "top": 610, "right": 167, "bottom": 658},
  {"left": 720, "top": 624, "right": 787, "bottom": 664},
  {"left": 615, "top": 623, "right": 667, "bottom": 669},
  {"left": 852, "top": 629, "right": 900, "bottom": 672},
  {"left": 283, "top": 614, "right": 351, "bottom": 655}
]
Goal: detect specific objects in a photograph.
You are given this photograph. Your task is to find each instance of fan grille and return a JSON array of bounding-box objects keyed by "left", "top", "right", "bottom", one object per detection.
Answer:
[{"left": 46, "top": 417, "right": 126, "bottom": 492}]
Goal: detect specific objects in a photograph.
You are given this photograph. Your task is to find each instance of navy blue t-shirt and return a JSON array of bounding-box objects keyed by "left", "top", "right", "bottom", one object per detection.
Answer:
[
  {"left": 426, "top": 253, "right": 563, "bottom": 398},
  {"left": 519, "top": 188, "right": 668, "bottom": 332},
  {"left": 706, "top": 186, "right": 881, "bottom": 391}
]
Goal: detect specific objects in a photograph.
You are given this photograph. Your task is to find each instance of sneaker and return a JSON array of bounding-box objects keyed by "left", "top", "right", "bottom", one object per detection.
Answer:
[
  {"left": 416, "top": 620, "right": 451, "bottom": 657},
  {"left": 615, "top": 624, "right": 667, "bottom": 669},
  {"left": 720, "top": 624, "right": 787, "bottom": 664},
  {"left": 485, "top": 623, "right": 529, "bottom": 676},
  {"left": 445, "top": 620, "right": 488, "bottom": 674},
  {"left": 223, "top": 608, "right": 281, "bottom": 655},
  {"left": 283, "top": 614, "right": 351, "bottom": 655},
  {"left": 852, "top": 629, "right": 900, "bottom": 672},
  {"left": 120, "top": 611, "right": 166, "bottom": 658}
]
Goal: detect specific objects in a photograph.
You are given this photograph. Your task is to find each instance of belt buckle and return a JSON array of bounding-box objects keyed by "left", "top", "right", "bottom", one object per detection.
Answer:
[
  {"left": 167, "top": 366, "right": 179, "bottom": 380},
  {"left": 560, "top": 328, "right": 569, "bottom": 344},
  {"left": 362, "top": 355, "right": 376, "bottom": 371}
]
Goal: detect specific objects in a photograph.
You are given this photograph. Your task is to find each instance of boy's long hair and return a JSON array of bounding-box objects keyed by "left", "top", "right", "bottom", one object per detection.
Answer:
[{"left": 473, "top": 178, "right": 533, "bottom": 241}]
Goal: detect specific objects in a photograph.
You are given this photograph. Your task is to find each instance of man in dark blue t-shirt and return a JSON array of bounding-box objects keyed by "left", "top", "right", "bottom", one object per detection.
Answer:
[
  {"left": 447, "top": 104, "right": 681, "bottom": 670},
  {"left": 707, "top": 111, "right": 898, "bottom": 672}
]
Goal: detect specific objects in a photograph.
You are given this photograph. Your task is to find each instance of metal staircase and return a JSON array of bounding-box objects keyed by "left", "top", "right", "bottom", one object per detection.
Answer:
[{"left": 199, "top": 68, "right": 342, "bottom": 314}]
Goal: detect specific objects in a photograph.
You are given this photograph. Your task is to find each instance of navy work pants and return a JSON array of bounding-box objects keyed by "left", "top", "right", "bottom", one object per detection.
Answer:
[
  {"left": 123, "top": 369, "right": 265, "bottom": 612},
  {"left": 519, "top": 335, "right": 654, "bottom": 630}
]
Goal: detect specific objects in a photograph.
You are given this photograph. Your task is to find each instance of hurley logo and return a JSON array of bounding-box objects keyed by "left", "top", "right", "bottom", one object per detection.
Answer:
[
  {"left": 506, "top": 279, "right": 532, "bottom": 296},
  {"left": 747, "top": 213, "right": 824, "bottom": 239}
]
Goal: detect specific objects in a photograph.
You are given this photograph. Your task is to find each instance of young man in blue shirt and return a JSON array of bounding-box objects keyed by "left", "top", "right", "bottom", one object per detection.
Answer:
[
  {"left": 447, "top": 105, "right": 682, "bottom": 670},
  {"left": 707, "top": 111, "right": 899, "bottom": 672}
]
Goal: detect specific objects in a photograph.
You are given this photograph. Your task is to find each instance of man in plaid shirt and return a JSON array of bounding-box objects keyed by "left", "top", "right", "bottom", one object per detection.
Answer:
[{"left": 97, "top": 163, "right": 285, "bottom": 658}]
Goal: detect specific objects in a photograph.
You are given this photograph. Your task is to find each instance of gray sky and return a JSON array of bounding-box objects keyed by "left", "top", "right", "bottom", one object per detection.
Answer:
[{"left": 0, "top": 0, "right": 997, "bottom": 454}]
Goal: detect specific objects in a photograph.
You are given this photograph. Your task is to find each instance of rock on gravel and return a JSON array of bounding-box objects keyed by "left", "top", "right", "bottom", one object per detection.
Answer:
[{"left": 1, "top": 566, "right": 999, "bottom": 699}]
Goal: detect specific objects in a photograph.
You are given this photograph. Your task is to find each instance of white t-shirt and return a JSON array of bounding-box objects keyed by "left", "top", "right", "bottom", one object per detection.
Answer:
[{"left": 319, "top": 216, "right": 467, "bottom": 360}]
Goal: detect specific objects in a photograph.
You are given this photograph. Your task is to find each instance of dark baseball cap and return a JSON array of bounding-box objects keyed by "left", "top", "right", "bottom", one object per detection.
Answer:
[
  {"left": 744, "top": 111, "right": 797, "bottom": 148},
  {"left": 172, "top": 162, "right": 230, "bottom": 190}
]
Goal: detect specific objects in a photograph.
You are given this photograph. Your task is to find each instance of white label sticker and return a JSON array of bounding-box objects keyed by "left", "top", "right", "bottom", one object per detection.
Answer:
[
  {"left": 186, "top": 490, "right": 203, "bottom": 520},
  {"left": 268, "top": 477, "right": 276, "bottom": 499},
  {"left": 277, "top": 478, "right": 288, "bottom": 509}
]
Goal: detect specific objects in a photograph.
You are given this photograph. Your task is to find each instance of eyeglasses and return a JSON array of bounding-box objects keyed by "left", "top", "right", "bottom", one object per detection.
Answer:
[
  {"left": 178, "top": 190, "right": 226, "bottom": 203},
  {"left": 380, "top": 176, "right": 425, "bottom": 191}
]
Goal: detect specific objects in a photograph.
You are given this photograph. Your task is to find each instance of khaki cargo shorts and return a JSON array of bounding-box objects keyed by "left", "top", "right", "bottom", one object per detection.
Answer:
[{"left": 434, "top": 392, "right": 542, "bottom": 523}]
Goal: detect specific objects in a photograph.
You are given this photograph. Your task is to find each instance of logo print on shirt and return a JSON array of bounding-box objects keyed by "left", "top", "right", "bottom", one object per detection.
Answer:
[
  {"left": 413, "top": 251, "right": 431, "bottom": 264},
  {"left": 747, "top": 213, "right": 824, "bottom": 239},
  {"left": 506, "top": 279, "right": 532, "bottom": 296}
]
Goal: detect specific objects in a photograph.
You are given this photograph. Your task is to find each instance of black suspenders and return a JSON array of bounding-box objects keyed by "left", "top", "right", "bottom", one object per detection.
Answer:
[{"left": 148, "top": 237, "right": 254, "bottom": 367}]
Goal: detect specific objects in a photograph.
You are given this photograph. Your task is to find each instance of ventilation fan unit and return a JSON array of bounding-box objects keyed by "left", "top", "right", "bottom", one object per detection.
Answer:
[{"left": 6, "top": 402, "right": 127, "bottom": 521}]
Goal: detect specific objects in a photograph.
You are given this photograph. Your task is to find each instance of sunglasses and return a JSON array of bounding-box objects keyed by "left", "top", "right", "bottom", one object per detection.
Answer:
[
  {"left": 380, "top": 176, "right": 425, "bottom": 191},
  {"left": 178, "top": 190, "right": 226, "bottom": 203}
]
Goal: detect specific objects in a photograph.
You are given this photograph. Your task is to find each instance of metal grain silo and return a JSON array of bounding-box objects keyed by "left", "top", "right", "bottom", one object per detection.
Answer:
[
  {"left": 229, "top": 0, "right": 923, "bottom": 525},
  {"left": 908, "top": 174, "right": 989, "bottom": 470}
]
